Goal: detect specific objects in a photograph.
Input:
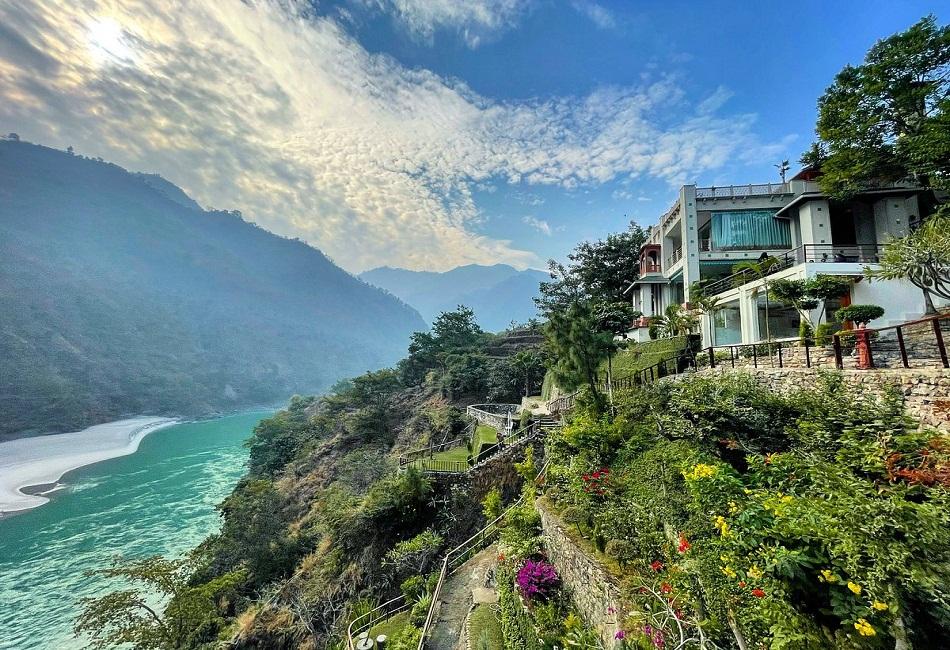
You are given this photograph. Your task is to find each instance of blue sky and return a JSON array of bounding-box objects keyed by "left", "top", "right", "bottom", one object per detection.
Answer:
[{"left": 0, "top": 0, "right": 942, "bottom": 271}]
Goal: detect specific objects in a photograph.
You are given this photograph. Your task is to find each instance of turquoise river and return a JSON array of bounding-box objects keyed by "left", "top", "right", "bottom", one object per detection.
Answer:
[{"left": 0, "top": 411, "right": 270, "bottom": 650}]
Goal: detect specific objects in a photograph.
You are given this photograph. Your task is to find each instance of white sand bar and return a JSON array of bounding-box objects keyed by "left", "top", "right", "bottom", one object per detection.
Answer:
[{"left": 0, "top": 417, "right": 178, "bottom": 514}]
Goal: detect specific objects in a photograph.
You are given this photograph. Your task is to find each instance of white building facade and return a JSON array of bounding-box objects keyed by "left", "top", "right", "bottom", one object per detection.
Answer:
[{"left": 626, "top": 171, "right": 936, "bottom": 346}]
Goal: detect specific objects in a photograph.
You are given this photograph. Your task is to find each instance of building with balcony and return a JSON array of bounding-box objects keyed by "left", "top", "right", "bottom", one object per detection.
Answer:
[{"left": 625, "top": 170, "right": 937, "bottom": 345}]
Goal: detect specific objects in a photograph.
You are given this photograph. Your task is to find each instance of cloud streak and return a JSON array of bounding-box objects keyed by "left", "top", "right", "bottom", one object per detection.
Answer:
[{"left": 0, "top": 0, "right": 785, "bottom": 271}]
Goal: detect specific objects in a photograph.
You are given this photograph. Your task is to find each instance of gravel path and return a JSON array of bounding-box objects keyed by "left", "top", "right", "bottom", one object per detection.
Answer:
[{"left": 426, "top": 545, "right": 498, "bottom": 650}]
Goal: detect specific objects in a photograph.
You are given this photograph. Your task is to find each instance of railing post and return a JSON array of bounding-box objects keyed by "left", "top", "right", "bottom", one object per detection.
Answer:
[
  {"left": 805, "top": 341, "right": 811, "bottom": 368},
  {"left": 707, "top": 347, "right": 715, "bottom": 368},
  {"left": 777, "top": 344, "right": 783, "bottom": 368},
  {"left": 896, "top": 326, "right": 909, "bottom": 368},
  {"left": 752, "top": 343, "right": 757, "bottom": 368},
  {"left": 933, "top": 317, "right": 949, "bottom": 368},
  {"left": 833, "top": 335, "right": 843, "bottom": 369}
]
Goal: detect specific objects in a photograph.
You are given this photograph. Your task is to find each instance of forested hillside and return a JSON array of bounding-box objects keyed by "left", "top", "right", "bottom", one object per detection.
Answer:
[{"left": 0, "top": 140, "right": 426, "bottom": 439}]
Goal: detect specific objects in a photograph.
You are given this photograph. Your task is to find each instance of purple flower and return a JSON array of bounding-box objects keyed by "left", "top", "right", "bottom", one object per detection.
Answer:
[
  {"left": 515, "top": 559, "right": 560, "bottom": 602},
  {"left": 614, "top": 630, "right": 626, "bottom": 640},
  {"left": 652, "top": 629, "right": 666, "bottom": 648},
  {"left": 643, "top": 624, "right": 653, "bottom": 636},
  {"left": 607, "top": 606, "right": 616, "bottom": 615}
]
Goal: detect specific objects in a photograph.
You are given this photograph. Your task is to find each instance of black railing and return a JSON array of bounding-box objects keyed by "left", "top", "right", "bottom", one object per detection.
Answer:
[
  {"left": 833, "top": 313, "right": 950, "bottom": 370},
  {"left": 702, "top": 244, "right": 886, "bottom": 297},
  {"left": 702, "top": 338, "right": 807, "bottom": 369}
]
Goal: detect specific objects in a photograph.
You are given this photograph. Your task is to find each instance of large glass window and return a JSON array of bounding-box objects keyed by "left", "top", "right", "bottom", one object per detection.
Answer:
[
  {"left": 756, "top": 295, "right": 799, "bottom": 340},
  {"left": 711, "top": 210, "right": 792, "bottom": 250},
  {"left": 713, "top": 300, "right": 742, "bottom": 345}
]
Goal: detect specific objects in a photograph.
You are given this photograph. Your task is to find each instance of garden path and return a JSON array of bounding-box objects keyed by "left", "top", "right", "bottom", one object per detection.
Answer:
[{"left": 427, "top": 544, "right": 499, "bottom": 650}]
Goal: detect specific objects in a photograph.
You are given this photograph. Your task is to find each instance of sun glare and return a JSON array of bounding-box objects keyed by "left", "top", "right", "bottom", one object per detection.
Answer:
[{"left": 86, "top": 17, "right": 134, "bottom": 65}]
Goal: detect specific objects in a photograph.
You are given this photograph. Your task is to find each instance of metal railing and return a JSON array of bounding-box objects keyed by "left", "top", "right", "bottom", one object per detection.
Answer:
[
  {"left": 667, "top": 247, "right": 683, "bottom": 266},
  {"left": 701, "top": 244, "right": 886, "bottom": 297},
  {"left": 832, "top": 313, "right": 950, "bottom": 370},
  {"left": 547, "top": 390, "right": 579, "bottom": 415},
  {"left": 399, "top": 421, "right": 543, "bottom": 476},
  {"left": 417, "top": 463, "right": 550, "bottom": 649},
  {"left": 695, "top": 183, "right": 790, "bottom": 199},
  {"left": 397, "top": 432, "right": 470, "bottom": 471},
  {"left": 347, "top": 595, "right": 411, "bottom": 650},
  {"left": 466, "top": 403, "right": 519, "bottom": 430},
  {"left": 702, "top": 338, "right": 808, "bottom": 370}
]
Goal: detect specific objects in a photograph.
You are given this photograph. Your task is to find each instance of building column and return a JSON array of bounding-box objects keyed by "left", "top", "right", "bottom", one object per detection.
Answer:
[{"left": 738, "top": 285, "right": 759, "bottom": 344}]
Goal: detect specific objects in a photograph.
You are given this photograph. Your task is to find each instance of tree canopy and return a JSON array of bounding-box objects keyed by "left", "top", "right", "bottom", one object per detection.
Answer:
[{"left": 811, "top": 15, "right": 950, "bottom": 198}]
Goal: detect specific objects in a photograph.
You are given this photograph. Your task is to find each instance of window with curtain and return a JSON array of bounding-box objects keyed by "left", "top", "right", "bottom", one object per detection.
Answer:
[{"left": 710, "top": 210, "right": 791, "bottom": 250}]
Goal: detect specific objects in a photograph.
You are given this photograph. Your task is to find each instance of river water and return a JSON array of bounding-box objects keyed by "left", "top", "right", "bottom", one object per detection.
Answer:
[{"left": 0, "top": 411, "right": 270, "bottom": 650}]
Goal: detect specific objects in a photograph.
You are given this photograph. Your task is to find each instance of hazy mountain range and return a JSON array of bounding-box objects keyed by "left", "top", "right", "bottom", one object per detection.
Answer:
[
  {"left": 0, "top": 140, "right": 426, "bottom": 439},
  {"left": 359, "top": 264, "right": 549, "bottom": 332}
]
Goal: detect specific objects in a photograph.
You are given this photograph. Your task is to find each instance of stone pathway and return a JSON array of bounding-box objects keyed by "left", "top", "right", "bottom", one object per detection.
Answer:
[{"left": 426, "top": 545, "right": 499, "bottom": 650}]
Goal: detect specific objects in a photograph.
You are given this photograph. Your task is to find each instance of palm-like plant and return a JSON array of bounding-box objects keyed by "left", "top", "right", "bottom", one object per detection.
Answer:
[{"left": 648, "top": 304, "right": 698, "bottom": 339}]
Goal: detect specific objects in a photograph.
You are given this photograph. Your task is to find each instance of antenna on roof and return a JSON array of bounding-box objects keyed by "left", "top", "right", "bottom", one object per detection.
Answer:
[{"left": 775, "top": 159, "right": 790, "bottom": 183}]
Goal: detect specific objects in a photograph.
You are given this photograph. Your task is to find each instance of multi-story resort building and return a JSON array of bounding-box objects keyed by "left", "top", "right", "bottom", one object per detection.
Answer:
[{"left": 626, "top": 168, "right": 938, "bottom": 346}]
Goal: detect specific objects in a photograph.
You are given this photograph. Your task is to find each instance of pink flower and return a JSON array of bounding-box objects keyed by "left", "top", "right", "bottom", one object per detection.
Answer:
[{"left": 614, "top": 630, "right": 626, "bottom": 640}]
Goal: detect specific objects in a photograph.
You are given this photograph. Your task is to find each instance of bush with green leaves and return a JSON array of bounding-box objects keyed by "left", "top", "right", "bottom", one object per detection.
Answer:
[{"left": 835, "top": 303, "right": 885, "bottom": 326}]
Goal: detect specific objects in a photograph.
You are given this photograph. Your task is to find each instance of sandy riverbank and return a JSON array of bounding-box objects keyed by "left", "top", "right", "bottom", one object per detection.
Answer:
[{"left": 0, "top": 417, "right": 178, "bottom": 515}]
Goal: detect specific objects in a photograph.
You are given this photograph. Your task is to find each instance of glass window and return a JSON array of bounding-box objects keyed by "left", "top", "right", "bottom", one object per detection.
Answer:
[
  {"left": 713, "top": 300, "right": 742, "bottom": 345},
  {"left": 711, "top": 210, "right": 792, "bottom": 250}
]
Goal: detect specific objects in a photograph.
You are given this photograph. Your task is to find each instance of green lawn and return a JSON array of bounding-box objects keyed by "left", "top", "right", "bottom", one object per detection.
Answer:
[
  {"left": 468, "top": 603, "right": 504, "bottom": 650},
  {"left": 602, "top": 336, "right": 689, "bottom": 379},
  {"left": 408, "top": 424, "right": 500, "bottom": 471},
  {"left": 369, "top": 610, "right": 409, "bottom": 641}
]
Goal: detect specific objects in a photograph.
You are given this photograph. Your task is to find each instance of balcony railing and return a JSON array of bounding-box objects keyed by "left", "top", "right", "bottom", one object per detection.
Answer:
[
  {"left": 667, "top": 247, "right": 683, "bottom": 267},
  {"left": 702, "top": 244, "right": 885, "bottom": 296},
  {"left": 640, "top": 262, "right": 661, "bottom": 274},
  {"left": 695, "top": 183, "right": 791, "bottom": 199}
]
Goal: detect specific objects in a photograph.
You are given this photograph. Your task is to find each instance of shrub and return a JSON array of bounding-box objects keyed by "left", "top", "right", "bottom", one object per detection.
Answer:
[
  {"left": 835, "top": 304, "right": 885, "bottom": 325},
  {"left": 798, "top": 319, "right": 814, "bottom": 345},
  {"left": 482, "top": 488, "right": 502, "bottom": 522},
  {"left": 400, "top": 575, "right": 425, "bottom": 602},
  {"left": 516, "top": 560, "right": 560, "bottom": 602},
  {"left": 605, "top": 539, "right": 636, "bottom": 567},
  {"left": 408, "top": 592, "right": 432, "bottom": 625},
  {"left": 814, "top": 322, "right": 836, "bottom": 345},
  {"left": 560, "top": 506, "right": 585, "bottom": 536}
]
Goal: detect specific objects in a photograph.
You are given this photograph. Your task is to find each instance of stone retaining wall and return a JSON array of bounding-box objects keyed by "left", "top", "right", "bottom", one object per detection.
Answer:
[
  {"left": 536, "top": 498, "right": 623, "bottom": 650},
  {"left": 696, "top": 367, "right": 950, "bottom": 431}
]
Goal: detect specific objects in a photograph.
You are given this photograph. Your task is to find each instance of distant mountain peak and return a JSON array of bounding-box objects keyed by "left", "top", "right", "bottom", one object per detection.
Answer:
[{"left": 359, "top": 264, "right": 547, "bottom": 332}]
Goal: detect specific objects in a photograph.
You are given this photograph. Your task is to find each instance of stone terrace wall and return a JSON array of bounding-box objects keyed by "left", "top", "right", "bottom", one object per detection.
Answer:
[
  {"left": 536, "top": 498, "right": 623, "bottom": 650},
  {"left": 696, "top": 367, "right": 950, "bottom": 431}
]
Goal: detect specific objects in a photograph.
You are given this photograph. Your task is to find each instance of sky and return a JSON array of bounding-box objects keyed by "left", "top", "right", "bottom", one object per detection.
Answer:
[{"left": 0, "top": 1, "right": 943, "bottom": 273}]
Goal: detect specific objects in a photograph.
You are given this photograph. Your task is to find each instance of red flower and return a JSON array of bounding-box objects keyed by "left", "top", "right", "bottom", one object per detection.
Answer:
[
  {"left": 650, "top": 561, "right": 664, "bottom": 572},
  {"left": 660, "top": 582, "right": 672, "bottom": 594},
  {"left": 601, "top": 467, "right": 610, "bottom": 474},
  {"left": 677, "top": 534, "right": 691, "bottom": 554},
  {"left": 738, "top": 581, "right": 746, "bottom": 588},
  {"left": 752, "top": 588, "right": 766, "bottom": 598}
]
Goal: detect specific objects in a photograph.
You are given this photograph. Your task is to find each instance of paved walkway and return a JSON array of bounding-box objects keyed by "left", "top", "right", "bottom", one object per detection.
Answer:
[{"left": 426, "top": 545, "right": 499, "bottom": 650}]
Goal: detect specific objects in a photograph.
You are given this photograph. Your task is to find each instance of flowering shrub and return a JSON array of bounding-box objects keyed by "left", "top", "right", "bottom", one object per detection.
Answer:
[
  {"left": 581, "top": 466, "right": 611, "bottom": 496},
  {"left": 515, "top": 559, "right": 560, "bottom": 602}
]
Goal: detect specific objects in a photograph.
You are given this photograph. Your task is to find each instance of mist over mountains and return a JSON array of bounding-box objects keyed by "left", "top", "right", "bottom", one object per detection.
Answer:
[
  {"left": 359, "top": 264, "right": 548, "bottom": 332},
  {"left": 0, "top": 140, "right": 426, "bottom": 440}
]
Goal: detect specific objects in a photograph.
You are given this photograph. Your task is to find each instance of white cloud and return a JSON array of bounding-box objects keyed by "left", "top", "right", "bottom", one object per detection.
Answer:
[
  {"left": 571, "top": 1, "right": 615, "bottom": 30},
  {"left": 0, "top": 0, "right": 787, "bottom": 272},
  {"left": 697, "top": 85, "right": 734, "bottom": 115},
  {"left": 522, "top": 215, "right": 552, "bottom": 236},
  {"left": 378, "top": 0, "right": 531, "bottom": 47}
]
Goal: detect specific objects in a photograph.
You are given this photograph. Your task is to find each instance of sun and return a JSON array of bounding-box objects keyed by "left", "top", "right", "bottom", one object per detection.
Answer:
[{"left": 86, "top": 17, "right": 135, "bottom": 66}]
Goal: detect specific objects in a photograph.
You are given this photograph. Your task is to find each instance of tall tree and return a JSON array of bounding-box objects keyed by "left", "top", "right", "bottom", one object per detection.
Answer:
[
  {"left": 543, "top": 301, "right": 613, "bottom": 412},
  {"left": 536, "top": 222, "right": 648, "bottom": 315},
  {"left": 811, "top": 15, "right": 950, "bottom": 198}
]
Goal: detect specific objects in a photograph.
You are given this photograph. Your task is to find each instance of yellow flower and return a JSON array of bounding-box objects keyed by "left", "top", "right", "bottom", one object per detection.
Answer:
[
  {"left": 728, "top": 501, "right": 739, "bottom": 514},
  {"left": 685, "top": 463, "right": 718, "bottom": 480},
  {"left": 747, "top": 565, "right": 763, "bottom": 580},
  {"left": 872, "top": 601, "right": 888, "bottom": 611},
  {"left": 780, "top": 495, "right": 793, "bottom": 504},
  {"left": 721, "top": 565, "right": 737, "bottom": 579},
  {"left": 819, "top": 569, "right": 837, "bottom": 583},
  {"left": 854, "top": 618, "right": 876, "bottom": 637},
  {"left": 714, "top": 516, "right": 731, "bottom": 538},
  {"left": 847, "top": 582, "right": 863, "bottom": 595}
]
